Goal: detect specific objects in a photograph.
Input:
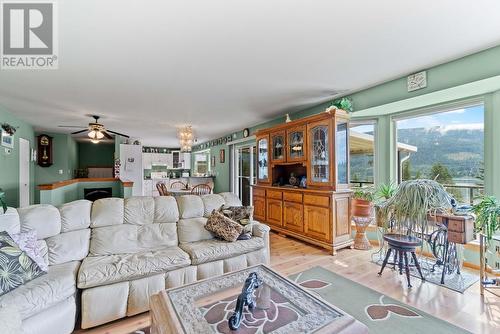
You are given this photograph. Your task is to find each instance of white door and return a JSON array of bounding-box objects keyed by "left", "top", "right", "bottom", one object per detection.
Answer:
[
  {"left": 19, "top": 138, "right": 30, "bottom": 207},
  {"left": 233, "top": 145, "right": 256, "bottom": 206}
]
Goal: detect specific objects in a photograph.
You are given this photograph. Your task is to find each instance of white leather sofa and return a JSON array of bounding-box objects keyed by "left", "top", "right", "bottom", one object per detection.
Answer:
[{"left": 0, "top": 193, "right": 270, "bottom": 333}]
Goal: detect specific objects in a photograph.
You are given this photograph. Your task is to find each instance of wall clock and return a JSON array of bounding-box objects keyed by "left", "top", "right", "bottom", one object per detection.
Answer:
[
  {"left": 37, "top": 134, "right": 53, "bottom": 167},
  {"left": 243, "top": 128, "right": 250, "bottom": 138},
  {"left": 407, "top": 71, "right": 427, "bottom": 92}
]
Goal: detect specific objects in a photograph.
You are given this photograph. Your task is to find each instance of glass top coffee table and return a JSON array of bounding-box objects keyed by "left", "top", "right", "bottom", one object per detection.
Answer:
[{"left": 150, "top": 264, "right": 367, "bottom": 334}]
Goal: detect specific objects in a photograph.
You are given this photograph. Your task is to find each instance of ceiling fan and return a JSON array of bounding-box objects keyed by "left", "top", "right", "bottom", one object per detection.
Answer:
[{"left": 58, "top": 115, "right": 130, "bottom": 143}]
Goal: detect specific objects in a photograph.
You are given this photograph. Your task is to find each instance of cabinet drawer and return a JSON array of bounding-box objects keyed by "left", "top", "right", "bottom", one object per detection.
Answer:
[
  {"left": 283, "top": 191, "right": 302, "bottom": 203},
  {"left": 253, "top": 188, "right": 266, "bottom": 198},
  {"left": 303, "top": 194, "right": 330, "bottom": 207},
  {"left": 267, "top": 190, "right": 283, "bottom": 200},
  {"left": 448, "top": 219, "right": 464, "bottom": 232}
]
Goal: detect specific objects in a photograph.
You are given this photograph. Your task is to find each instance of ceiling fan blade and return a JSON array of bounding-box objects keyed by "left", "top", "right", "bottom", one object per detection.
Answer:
[
  {"left": 107, "top": 130, "right": 130, "bottom": 138},
  {"left": 71, "top": 129, "right": 88, "bottom": 135},
  {"left": 102, "top": 131, "right": 113, "bottom": 140},
  {"left": 58, "top": 125, "right": 86, "bottom": 128}
]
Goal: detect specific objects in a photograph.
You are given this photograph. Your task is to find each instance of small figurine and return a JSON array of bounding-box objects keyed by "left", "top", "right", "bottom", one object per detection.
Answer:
[{"left": 228, "top": 272, "right": 263, "bottom": 330}]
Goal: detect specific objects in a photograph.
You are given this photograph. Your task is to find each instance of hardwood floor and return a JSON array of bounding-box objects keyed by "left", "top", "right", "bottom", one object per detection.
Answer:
[{"left": 75, "top": 233, "right": 499, "bottom": 334}]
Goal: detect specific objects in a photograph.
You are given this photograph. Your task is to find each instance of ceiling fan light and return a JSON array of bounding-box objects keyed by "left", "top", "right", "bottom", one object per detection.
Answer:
[
  {"left": 88, "top": 130, "right": 96, "bottom": 138},
  {"left": 96, "top": 131, "right": 104, "bottom": 139},
  {"left": 91, "top": 139, "right": 100, "bottom": 144}
]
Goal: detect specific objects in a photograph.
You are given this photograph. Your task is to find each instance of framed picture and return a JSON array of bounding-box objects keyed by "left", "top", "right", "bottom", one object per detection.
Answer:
[
  {"left": 211, "top": 155, "right": 216, "bottom": 167},
  {"left": 220, "top": 149, "right": 225, "bottom": 163},
  {"left": 1, "top": 130, "right": 14, "bottom": 148}
]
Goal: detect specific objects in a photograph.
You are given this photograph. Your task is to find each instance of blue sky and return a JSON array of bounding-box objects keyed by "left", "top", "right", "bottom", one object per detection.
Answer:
[
  {"left": 350, "top": 104, "right": 484, "bottom": 134},
  {"left": 397, "top": 104, "right": 484, "bottom": 130}
]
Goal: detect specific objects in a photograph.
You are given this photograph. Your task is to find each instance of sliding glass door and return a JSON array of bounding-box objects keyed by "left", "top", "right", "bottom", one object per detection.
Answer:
[{"left": 235, "top": 145, "right": 256, "bottom": 206}]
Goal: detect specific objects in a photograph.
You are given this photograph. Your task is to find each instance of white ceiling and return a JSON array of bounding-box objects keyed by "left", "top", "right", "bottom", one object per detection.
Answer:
[{"left": 2, "top": 0, "right": 500, "bottom": 146}]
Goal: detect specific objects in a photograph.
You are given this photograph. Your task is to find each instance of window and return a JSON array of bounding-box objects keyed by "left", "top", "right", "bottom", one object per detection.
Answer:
[
  {"left": 193, "top": 150, "right": 210, "bottom": 176},
  {"left": 350, "top": 121, "right": 376, "bottom": 188},
  {"left": 395, "top": 104, "right": 484, "bottom": 205}
]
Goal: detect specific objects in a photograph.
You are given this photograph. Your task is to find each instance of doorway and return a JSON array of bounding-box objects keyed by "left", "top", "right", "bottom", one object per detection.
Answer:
[
  {"left": 19, "top": 138, "right": 30, "bottom": 207},
  {"left": 234, "top": 145, "right": 256, "bottom": 206}
]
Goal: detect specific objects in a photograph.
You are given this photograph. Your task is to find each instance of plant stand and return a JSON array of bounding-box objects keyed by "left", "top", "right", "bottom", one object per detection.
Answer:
[
  {"left": 480, "top": 233, "right": 500, "bottom": 297},
  {"left": 353, "top": 216, "right": 373, "bottom": 250}
]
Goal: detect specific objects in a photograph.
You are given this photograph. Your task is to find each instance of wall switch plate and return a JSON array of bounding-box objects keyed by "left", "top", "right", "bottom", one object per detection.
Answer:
[{"left": 58, "top": 169, "right": 63, "bottom": 174}]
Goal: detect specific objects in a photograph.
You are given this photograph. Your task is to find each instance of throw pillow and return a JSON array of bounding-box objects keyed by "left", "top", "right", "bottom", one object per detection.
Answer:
[
  {"left": 205, "top": 210, "right": 243, "bottom": 242},
  {"left": 10, "top": 230, "right": 48, "bottom": 272},
  {"left": 0, "top": 232, "right": 45, "bottom": 296},
  {"left": 220, "top": 206, "right": 254, "bottom": 236}
]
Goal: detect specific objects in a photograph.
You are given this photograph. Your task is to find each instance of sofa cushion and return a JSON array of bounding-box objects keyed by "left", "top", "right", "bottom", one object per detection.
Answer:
[
  {"left": 0, "top": 261, "right": 79, "bottom": 319},
  {"left": 124, "top": 197, "right": 154, "bottom": 225},
  {"left": 59, "top": 200, "right": 92, "bottom": 232},
  {"left": 201, "top": 194, "right": 225, "bottom": 217},
  {"left": 0, "top": 232, "right": 46, "bottom": 297},
  {"left": 46, "top": 229, "right": 90, "bottom": 265},
  {"left": 205, "top": 210, "right": 243, "bottom": 242},
  {"left": 179, "top": 237, "right": 265, "bottom": 265},
  {"left": 91, "top": 198, "right": 124, "bottom": 228},
  {"left": 0, "top": 207, "right": 21, "bottom": 235},
  {"left": 77, "top": 247, "right": 190, "bottom": 289},
  {"left": 177, "top": 195, "right": 204, "bottom": 219},
  {"left": 177, "top": 217, "right": 214, "bottom": 244},
  {"left": 89, "top": 223, "right": 178, "bottom": 256},
  {"left": 18, "top": 205, "right": 61, "bottom": 240},
  {"left": 219, "top": 192, "right": 242, "bottom": 208},
  {"left": 10, "top": 230, "right": 48, "bottom": 272},
  {"left": 153, "top": 196, "right": 179, "bottom": 223}
]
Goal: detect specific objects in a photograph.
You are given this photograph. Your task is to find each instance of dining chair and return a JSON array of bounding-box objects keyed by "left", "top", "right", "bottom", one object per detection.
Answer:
[
  {"left": 156, "top": 182, "right": 169, "bottom": 196},
  {"left": 191, "top": 184, "right": 212, "bottom": 195},
  {"left": 170, "top": 181, "right": 187, "bottom": 190}
]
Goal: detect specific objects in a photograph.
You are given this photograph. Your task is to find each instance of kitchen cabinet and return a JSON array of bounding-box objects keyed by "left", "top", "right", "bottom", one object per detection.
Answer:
[
  {"left": 304, "top": 204, "right": 330, "bottom": 242},
  {"left": 182, "top": 153, "right": 191, "bottom": 169},
  {"left": 283, "top": 201, "right": 303, "bottom": 233},
  {"left": 143, "top": 153, "right": 153, "bottom": 169}
]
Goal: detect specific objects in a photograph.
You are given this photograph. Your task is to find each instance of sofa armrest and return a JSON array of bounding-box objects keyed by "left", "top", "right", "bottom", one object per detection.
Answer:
[
  {"left": 251, "top": 222, "right": 270, "bottom": 264},
  {"left": 251, "top": 221, "right": 270, "bottom": 238}
]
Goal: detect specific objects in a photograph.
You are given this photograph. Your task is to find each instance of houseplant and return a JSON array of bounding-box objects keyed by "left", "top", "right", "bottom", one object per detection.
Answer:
[
  {"left": 352, "top": 188, "right": 375, "bottom": 217},
  {"left": 472, "top": 196, "right": 500, "bottom": 242},
  {"left": 381, "top": 179, "right": 453, "bottom": 235},
  {"left": 374, "top": 182, "right": 397, "bottom": 228},
  {"left": 0, "top": 188, "right": 7, "bottom": 213}
]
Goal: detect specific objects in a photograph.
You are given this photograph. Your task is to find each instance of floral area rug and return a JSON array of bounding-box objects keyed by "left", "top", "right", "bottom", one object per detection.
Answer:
[{"left": 130, "top": 266, "right": 470, "bottom": 333}]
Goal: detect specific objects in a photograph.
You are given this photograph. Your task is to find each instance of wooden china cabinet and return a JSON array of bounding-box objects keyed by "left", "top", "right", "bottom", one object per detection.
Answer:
[{"left": 253, "top": 110, "right": 352, "bottom": 254}]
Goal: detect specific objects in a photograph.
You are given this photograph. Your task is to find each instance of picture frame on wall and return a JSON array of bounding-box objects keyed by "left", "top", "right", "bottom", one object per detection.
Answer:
[
  {"left": 211, "top": 155, "right": 216, "bottom": 167},
  {"left": 0, "top": 130, "right": 14, "bottom": 148},
  {"left": 220, "top": 149, "right": 225, "bottom": 163}
]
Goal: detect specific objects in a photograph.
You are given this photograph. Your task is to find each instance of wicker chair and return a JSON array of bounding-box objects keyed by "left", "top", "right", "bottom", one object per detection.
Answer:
[
  {"left": 156, "top": 182, "right": 169, "bottom": 196},
  {"left": 170, "top": 181, "right": 187, "bottom": 190},
  {"left": 191, "top": 184, "right": 212, "bottom": 195}
]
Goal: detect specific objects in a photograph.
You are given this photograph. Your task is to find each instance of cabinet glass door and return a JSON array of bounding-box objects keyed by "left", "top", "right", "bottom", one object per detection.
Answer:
[
  {"left": 257, "top": 137, "right": 269, "bottom": 182},
  {"left": 287, "top": 127, "right": 305, "bottom": 161},
  {"left": 271, "top": 132, "right": 285, "bottom": 162},
  {"left": 310, "top": 125, "right": 329, "bottom": 183},
  {"left": 336, "top": 122, "right": 348, "bottom": 185}
]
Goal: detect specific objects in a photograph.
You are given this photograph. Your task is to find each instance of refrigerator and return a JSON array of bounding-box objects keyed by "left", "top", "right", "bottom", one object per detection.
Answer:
[{"left": 119, "top": 144, "right": 143, "bottom": 196}]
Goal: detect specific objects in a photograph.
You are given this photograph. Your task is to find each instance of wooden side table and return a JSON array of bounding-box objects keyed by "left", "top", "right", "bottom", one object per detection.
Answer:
[{"left": 353, "top": 216, "right": 373, "bottom": 250}]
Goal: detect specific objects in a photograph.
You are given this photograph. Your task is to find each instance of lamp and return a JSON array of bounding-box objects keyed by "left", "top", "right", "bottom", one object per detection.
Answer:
[{"left": 178, "top": 126, "right": 194, "bottom": 152}]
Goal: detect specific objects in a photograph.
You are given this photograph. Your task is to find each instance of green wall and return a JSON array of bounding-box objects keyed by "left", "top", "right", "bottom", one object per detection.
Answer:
[
  {"left": 194, "top": 45, "right": 500, "bottom": 197},
  {"left": 78, "top": 142, "right": 115, "bottom": 169},
  {"left": 0, "top": 106, "right": 36, "bottom": 207}
]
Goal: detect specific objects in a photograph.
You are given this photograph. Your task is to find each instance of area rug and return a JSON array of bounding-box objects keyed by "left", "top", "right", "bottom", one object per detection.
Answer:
[
  {"left": 129, "top": 266, "right": 470, "bottom": 333},
  {"left": 371, "top": 250, "right": 478, "bottom": 293},
  {"left": 289, "top": 266, "right": 471, "bottom": 334}
]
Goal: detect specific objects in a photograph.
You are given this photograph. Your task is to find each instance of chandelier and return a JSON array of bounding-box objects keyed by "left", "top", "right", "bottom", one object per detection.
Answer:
[{"left": 178, "top": 126, "right": 194, "bottom": 152}]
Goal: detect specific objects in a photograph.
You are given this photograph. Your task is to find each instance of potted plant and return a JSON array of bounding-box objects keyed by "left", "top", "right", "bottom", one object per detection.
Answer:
[
  {"left": 0, "top": 188, "right": 7, "bottom": 213},
  {"left": 472, "top": 196, "right": 500, "bottom": 243},
  {"left": 352, "top": 188, "right": 375, "bottom": 217},
  {"left": 381, "top": 179, "right": 453, "bottom": 235},
  {"left": 374, "top": 183, "right": 397, "bottom": 228}
]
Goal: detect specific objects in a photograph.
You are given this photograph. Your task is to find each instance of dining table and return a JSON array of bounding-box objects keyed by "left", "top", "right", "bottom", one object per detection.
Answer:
[{"left": 168, "top": 188, "right": 192, "bottom": 196}]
